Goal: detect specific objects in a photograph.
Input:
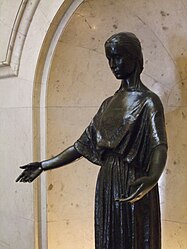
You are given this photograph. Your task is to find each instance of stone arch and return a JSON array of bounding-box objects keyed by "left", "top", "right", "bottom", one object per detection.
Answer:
[{"left": 29, "top": 1, "right": 84, "bottom": 248}]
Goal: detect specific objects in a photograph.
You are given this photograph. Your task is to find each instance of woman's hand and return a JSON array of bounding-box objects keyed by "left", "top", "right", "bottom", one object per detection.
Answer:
[
  {"left": 115, "top": 176, "right": 157, "bottom": 203},
  {"left": 16, "top": 162, "right": 43, "bottom": 183}
]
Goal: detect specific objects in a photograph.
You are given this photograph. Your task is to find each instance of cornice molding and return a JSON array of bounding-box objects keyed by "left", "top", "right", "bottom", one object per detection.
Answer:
[{"left": 0, "top": 0, "right": 40, "bottom": 78}]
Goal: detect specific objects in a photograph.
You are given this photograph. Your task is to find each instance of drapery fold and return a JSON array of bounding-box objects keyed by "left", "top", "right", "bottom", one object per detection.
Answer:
[{"left": 74, "top": 89, "right": 167, "bottom": 249}]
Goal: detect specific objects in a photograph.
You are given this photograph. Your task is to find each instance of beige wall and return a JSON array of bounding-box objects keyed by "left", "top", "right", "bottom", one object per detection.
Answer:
[
  {"left": 0, "top": 0, "right": 72, "bottom": 249},
  {"left": 47, "top": 1, "right": 187, "bottom": 249},
  {"left": 0, "top": 0, "right": 187, "bottom": 249}
]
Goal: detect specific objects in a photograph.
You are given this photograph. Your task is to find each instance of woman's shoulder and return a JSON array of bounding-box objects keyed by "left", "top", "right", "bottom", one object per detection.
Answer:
[
  {"left": 95, "top": 95, "right": 113, "bottom": 116},
  {"left": 102, "top": 95, "right": 113, "bottom": 103},
  {"left": 100, "top": 95, "right": 113, "bottom": 107},
  {"left": 144, "top": 90, "right": 164, "bottom": 112}
]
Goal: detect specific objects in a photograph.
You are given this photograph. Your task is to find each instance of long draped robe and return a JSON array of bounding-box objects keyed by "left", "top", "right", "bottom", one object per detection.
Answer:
[{"left": 74, "top": 88, "right": 167, "bottom": 249}]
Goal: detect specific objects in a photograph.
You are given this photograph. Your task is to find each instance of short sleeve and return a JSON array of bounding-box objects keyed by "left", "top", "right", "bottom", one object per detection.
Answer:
[
  {"left": 148, "top": 96, "right": 168, "bottom": 150},
  {"left": 74, "top": 122, "right": 101, "bottom": 166},
  {"left": 134, "top": 94, "right": 168, "bottom": 172},
  {"left": 74, "top": 97, "right": 112, "bottom": 166}
]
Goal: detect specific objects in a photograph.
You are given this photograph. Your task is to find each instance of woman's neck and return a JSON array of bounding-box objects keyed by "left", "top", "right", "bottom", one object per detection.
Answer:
[
  {"left": 118, "top": 75, "right": 148, "bottom": 92},
  {"left": 121, "top": 74, "right": 141, "bottom": 90}
]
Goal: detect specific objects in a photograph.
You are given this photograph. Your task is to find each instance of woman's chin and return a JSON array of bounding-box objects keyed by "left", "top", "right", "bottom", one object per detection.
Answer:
[{"left": 114, "top": 73, "right": 123, "bottom": 79}]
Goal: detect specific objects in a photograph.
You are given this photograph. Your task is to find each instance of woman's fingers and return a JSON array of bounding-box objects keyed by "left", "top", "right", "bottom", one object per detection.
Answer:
[
  {"left": 29, "top": 173, "right": 38, "bottom": 182},
  {"left": 130, "top": 177, "right": 147, "bottom": 186},
  {"left": 16, "top": 169, "right": 31, "bottom": 182},
  {"left": 129, "top": 194, "right": 144, "bottom": 203},
  {"left": 16, "top": 172, "right": 25, "bottom": 182},
  {"left": 28, "top": 176, "right": 36, "bottom": 183},
  {"left": 17, "top": 174, "right": 32, "bottom": 183},
  {"left": 20, "top": 162, "right": 40, "bottom": 170},
  {"left": 20, "top": 165, "right": 28, "bottom": 169},
  {"left": 15, "top": 175, "right": 22, "bottom": 182},
  {"left": 23, "top": 175, "right": 32, "bottom": 182},
  {"left": 115, "top": 183, "right": 144, "bottom": 202}
]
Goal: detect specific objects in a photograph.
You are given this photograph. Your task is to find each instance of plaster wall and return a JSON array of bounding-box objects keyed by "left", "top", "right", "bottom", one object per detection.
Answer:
[
  {"left": 0, "top": 0, "right": 71, "bottom": 249},
  {"left": 47, "top": 0, "right": 187, "bottom": 249}
]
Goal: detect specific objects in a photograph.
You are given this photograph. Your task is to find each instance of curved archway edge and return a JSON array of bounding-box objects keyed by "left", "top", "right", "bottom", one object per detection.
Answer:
[{"left": 26, "top": 1, "right": 84, "bottom": 248}]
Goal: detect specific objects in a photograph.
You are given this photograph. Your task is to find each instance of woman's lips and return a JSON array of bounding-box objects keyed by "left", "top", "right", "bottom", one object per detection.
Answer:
[{"left": 113, "top": 70, "right": 121, "bottom": 75}]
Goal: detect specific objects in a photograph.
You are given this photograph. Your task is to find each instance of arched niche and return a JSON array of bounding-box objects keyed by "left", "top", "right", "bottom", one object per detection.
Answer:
[
  {"left": 33, "top": 0, "right": 187, "bottom": 249},
  {"left": 32, "top": 1, "right": 85, "bottom": 248}
]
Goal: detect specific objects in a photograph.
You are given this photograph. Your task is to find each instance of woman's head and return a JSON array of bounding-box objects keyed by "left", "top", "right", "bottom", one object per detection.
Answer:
[{"left": 105, "top": 32, "right": 143, "bottom": 80}]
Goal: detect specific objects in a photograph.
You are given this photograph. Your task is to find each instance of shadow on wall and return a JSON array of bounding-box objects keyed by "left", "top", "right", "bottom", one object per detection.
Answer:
[{"left": 163, "top": 35, "right": 187, "bottom": 235}]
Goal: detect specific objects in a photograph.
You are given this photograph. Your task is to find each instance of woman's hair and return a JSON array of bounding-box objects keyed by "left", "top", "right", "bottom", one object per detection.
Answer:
[{"left": 105, "top": 32, "right": 144, "bottom": 74}]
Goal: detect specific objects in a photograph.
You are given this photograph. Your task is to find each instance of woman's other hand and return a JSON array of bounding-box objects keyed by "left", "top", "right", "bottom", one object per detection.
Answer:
[
  {"left": 16, "top": 162, "right": 43, "bottom": 183},
  {"left": 115, "top": 176, "right": 157, "bottom": 203}
]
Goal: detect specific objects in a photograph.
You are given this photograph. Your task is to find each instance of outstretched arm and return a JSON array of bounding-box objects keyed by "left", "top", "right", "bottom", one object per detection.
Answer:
[
  {"left": 16, "top": 145, "right": 82, "bottom": 183},
  {"left": 116, "top": 144, "right": 167, "bottom": 203},
  {"left": 41, "top": 145, "right": 81, "bottom": 171}
]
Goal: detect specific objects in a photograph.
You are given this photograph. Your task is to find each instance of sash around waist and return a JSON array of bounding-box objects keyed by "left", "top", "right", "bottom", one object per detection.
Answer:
[{"left": 101, "top": 151, "right": 143, "bottom": 170}]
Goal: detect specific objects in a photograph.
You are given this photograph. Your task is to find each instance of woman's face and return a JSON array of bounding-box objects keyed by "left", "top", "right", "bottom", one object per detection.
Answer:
[{"left": 105, "top": 43, "right": 136, "bottom": 80}]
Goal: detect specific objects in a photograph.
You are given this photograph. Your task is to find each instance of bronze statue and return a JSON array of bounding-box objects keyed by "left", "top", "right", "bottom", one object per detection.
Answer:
[{"left": 16, "top": 32, "right": 167, "bottom": 249}]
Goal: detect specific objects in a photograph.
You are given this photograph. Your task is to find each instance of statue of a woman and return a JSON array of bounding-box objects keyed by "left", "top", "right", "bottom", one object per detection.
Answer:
[{"left": 16, "top": 32, "right": 167, "bottom": 249}]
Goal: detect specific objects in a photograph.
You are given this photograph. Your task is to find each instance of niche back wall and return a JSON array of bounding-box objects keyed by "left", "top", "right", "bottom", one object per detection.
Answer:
[{"left": 46, "top": 0, "right": 187, "bottom": 248}]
